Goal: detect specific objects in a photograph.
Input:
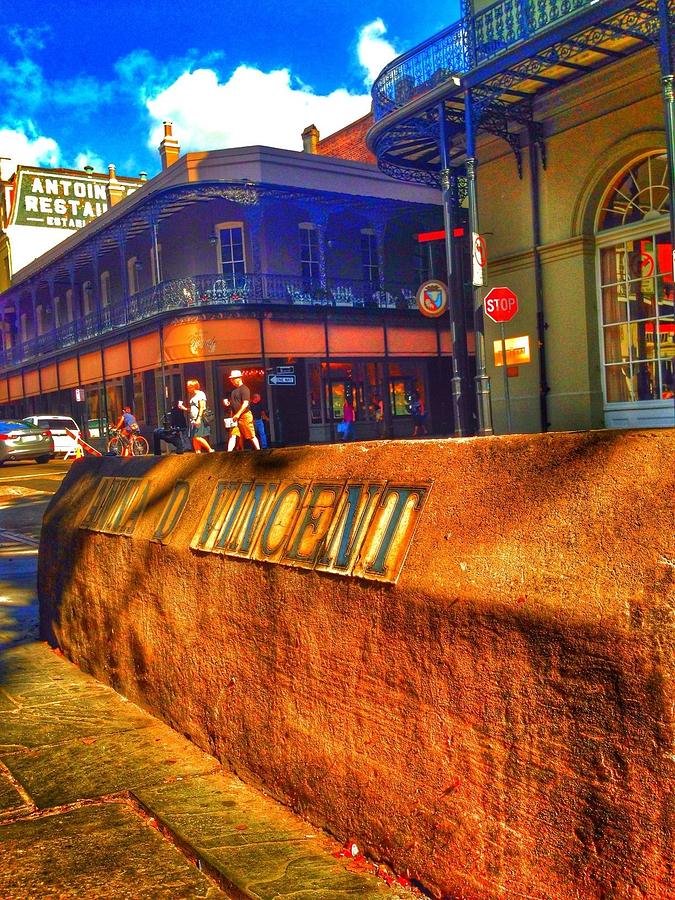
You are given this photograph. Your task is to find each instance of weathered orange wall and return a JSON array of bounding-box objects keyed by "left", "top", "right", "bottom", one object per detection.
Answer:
[
  {"left": 41, "top": 363, "right": 58, "bottom": 392},
  {"left": 103, "top": 342, "right": 130, "bottom": 378},
  {"left": 8, "top": 374, "right": 22, "bottom": 399},
  {"left": 38, "top": 431, "right": 675, "bottom": 900},
  {"left": 23, "top": 370, "right": 39, "bottom": 396},
  {"left": 58, "top": 358, "right": 78, "bottom": 389},
  {"left": 79, "top": 351, "right": 102, "bottom": 383}
]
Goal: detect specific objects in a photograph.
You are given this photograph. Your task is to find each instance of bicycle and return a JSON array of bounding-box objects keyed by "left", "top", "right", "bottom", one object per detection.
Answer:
[{"left": 107, "top": 428, "right": 150, "bottom": 457}]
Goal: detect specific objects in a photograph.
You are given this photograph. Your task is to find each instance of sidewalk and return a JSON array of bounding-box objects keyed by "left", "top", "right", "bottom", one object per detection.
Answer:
[{"left": 0, "top": 491, "right": 413, "bottom": 899}]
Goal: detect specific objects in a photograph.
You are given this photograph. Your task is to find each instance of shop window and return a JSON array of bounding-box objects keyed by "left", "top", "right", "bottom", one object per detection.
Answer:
[
  {"left": 217, "top": 223, "right": 246, "bottom": 283},
  {"left": 597, "top": 183, "right": 674, "bottom": 406},
  {"left": 133, "top": 372, "right": 145, "bottom": 423},
  {"left": 300, "top": 224, "right": 320, "bottom": 282},
  {"left": 361, "top": 229, "right": 380, "bottom": 286},
  {"left": 388, "top": 362, "right": 427, "bottom": 417},
  {"left": 308, "top": 360, "right": 387, "bottom": 425}
]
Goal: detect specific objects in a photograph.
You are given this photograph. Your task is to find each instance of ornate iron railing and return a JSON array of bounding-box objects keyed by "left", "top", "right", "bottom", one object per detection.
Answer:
[
  {"left": 372, "top": 0, "right": 599, "bottom": 120},
  {"left": 0, "top": 273, "right": 419, "bottom": 369}
]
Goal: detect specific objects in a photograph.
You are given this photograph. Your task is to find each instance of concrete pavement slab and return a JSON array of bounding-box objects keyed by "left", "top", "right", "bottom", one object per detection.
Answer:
[
  {"left": 135, "top": 775, "right": 409, "bottom": 899},
  {"left": 1, "top": 722, "right": 220, "bottom": 809},
  {"left": 0, "top": 802, "right": 227, "bottom": 899},
  {"left": 0, "top": 688, "right": 155, "bottom": 752},
  {"left": 0, "top": 769, "right": 27, "bottom": 817}
]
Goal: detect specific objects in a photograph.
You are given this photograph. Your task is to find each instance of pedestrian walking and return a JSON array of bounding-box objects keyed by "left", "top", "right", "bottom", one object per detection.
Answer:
[
  {"left": 250, "top": 392, "right": 269, "bottom": 449},
  {"left": 225, "top": 370, "right": 260, "bottom": 451},
  {"left": 179, "top": 379, "right": 214, "bottom": 453},
  {"left": 341, "top": 396, "right": 355, "bottom": 441}
]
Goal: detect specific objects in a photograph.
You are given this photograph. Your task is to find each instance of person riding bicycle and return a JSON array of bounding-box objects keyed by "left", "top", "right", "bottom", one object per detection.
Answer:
[{"left": 114, "top": 406, "right": 139, "bottom": 457}]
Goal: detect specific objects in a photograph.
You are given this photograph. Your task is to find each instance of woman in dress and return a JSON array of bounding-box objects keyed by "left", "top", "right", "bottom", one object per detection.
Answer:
[{"left": 179, "top": 379, "right": 214, "bottom": 453}]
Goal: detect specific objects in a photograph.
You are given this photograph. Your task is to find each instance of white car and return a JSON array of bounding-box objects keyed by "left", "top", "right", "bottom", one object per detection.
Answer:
[{"left": 23, "top": 415, "right": 81, "bottom": 457}]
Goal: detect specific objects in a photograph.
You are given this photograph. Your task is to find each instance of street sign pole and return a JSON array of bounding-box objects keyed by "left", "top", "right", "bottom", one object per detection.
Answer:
[
  {"left": 465, "top": 89, "right": 494, "bottom": 436},
  {"left": 484, "top": 286, "right": 519, "bottom": 435},
  {"left": 500, "top": 323, "right": 512, "bottom": 433}
]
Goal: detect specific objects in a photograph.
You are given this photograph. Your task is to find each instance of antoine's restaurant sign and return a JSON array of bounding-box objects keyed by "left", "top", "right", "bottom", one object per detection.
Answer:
[
  {"left": 80, "top": 476, "right": 432, "bottom": 584},
  {"left": 5, "top": 168, "right": 139, "bottom": 230}
]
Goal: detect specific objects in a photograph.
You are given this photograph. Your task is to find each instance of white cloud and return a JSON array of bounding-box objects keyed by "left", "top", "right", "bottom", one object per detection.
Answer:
[
  {"left": 356, "top": 19, "right": 398, "bottom": 87},
  {"left": 73, "top": 150, "right": 106, "bottom": 173},
  {"left": 146, "top": 64, "right": 372, "bottom": 154},
  {"left": 0, "top": 126, "right": 60, "bottom": 179}
]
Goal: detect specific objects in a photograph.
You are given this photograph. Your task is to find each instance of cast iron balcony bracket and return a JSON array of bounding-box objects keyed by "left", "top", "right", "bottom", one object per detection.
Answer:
[{"left": 369, "top": 0, "right": 668, "bottom": 183}]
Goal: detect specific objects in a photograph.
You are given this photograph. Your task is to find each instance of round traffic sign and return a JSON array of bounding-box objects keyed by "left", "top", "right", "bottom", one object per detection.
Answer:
[
  {"left": 416, "top": 280, "right": 448, "bottom": 318},
  {"left": 484, "top": 286, "right": 518, "bottom": 323}
]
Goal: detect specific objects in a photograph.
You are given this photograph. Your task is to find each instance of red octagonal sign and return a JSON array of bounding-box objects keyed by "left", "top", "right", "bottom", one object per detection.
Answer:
[{"left": 484, "top": 286, "right": 518, "bottom": 323}]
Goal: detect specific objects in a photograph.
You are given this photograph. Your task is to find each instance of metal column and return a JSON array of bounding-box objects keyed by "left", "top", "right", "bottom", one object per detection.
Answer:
[
  {"left": 528, "top": 126, "right": 550, "bottom": 432},
  {"left": 464, "top": 88, "right": 494, "bottom": 435},
  {"left": 439, "top": 102, "right": 472, "bottom": 436},
  {"left": 659, "top": 0, "right": 675, "bottom": 276}
]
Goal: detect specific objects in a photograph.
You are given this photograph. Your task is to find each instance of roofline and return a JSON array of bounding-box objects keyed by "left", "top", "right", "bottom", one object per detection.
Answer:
[{"left": 6, "top": 163, "right": 441, "bottom": 289}]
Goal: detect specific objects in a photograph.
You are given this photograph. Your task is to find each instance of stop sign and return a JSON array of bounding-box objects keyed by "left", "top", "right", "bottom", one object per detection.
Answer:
[{"left": 484, "top": 287, "right": 518, "bottom": 323}]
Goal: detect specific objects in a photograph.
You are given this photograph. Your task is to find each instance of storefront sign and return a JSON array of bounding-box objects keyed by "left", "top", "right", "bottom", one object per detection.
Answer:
[
  {"left": 493, "top": 335, "right": 531, "bottom": 367},
  {"left": 7, "top": 168, "right": 139, "bottom": 230},
  {"left": 80, "top": 476, "right": 432, "bottom": 585},
  {"left": 416, "top": 280, "right": 448, "bottom": 318}
]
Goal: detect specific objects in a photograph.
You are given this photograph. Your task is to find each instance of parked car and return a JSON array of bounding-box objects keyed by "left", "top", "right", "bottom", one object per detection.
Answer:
[
  {"left": 23, "top": 415, "right": 81, "bottom": 457},
  {"left": 0, "top": 420, "right": 54, "bottom": 465}
]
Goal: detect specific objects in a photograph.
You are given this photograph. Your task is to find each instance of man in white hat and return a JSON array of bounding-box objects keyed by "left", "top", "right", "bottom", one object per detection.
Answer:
[{"left": 225, "top": 369, "right": 260, "bottom": 451}]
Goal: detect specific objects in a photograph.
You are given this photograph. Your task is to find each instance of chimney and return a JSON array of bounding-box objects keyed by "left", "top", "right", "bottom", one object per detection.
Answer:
[
  {"left": 159, "top": 121, "right": 180, "bottom": 170},
  {"left": 302, "top": 124, "right": 320, "bottom": 154},
  {"left": 106, "top": 164, "right": 125, "bottom": 206}
]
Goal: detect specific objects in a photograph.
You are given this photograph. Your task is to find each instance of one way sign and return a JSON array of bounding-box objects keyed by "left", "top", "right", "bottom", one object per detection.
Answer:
[{"left": 267, "top": 373, "right": 297, "bottom": 386}]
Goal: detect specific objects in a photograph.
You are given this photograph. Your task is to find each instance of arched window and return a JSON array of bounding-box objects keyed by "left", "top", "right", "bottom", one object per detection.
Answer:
[{"left": 596, "top": 152, "right": 674, "bottom": 425}]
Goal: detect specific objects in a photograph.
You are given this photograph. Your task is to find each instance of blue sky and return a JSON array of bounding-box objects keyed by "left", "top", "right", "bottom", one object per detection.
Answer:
[{"left": 0, "top": 1, "right": 459, "bottom": 181}]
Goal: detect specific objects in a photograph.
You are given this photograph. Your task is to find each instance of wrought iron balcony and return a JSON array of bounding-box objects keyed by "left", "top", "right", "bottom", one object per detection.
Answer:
[
  {"left": 0, "top": 272, "right": 419, "bottom": 370},
  {"left": 372, "top": 0, "right": 604, "bottom": 121}
]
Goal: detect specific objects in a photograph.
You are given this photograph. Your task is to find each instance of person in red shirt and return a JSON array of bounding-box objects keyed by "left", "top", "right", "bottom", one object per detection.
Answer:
[{"left": 341, "top": 397, "right": 355, "bottom": 441}]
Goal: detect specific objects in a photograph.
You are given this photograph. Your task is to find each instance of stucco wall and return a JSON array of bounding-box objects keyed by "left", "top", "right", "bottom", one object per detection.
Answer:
[
  {"left": 476, "top": 50, "right": 667, "bottom": 434},
  {"left": 39, "top": 431, "right": 674, "bottom": 900}
]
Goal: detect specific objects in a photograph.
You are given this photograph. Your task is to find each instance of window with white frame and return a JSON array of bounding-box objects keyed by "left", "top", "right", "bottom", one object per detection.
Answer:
[
  {"left": 361, "top": 229, "right": 380, "bottom": 286},
  {"left": 299, "top": 223, "right": 320, "bottom": 282},
  {"left": 82, "top": 281, "right": 93, "bottom": 316},
  {"left": 217, "top": 223, "right": 245, "bottom": 284},
  {"left": 150, "top": 244, "right": 163, "bottom": 285},
  {"left": 127, "top": 257, "right": 139, "bottom": 295},
  {"left": 66, "top": 288, "right": 74, "bottom": 322},
  {"left": 100, "top": 271, "right": 111, "bottom": 307},
  {"left": 597, "top": 153, "right": 674, "bottom": 409}
]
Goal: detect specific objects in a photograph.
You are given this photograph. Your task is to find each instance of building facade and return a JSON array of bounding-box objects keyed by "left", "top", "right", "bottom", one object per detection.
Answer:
[
  {"left": 0, "top": 165, "right": 143, "bottom": 292},
  {"left": 368, "top": 0, "right": 675, "bottom": 434},
  {"left": 0, "top": 144, "right": 454, "bottom": 447}
]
